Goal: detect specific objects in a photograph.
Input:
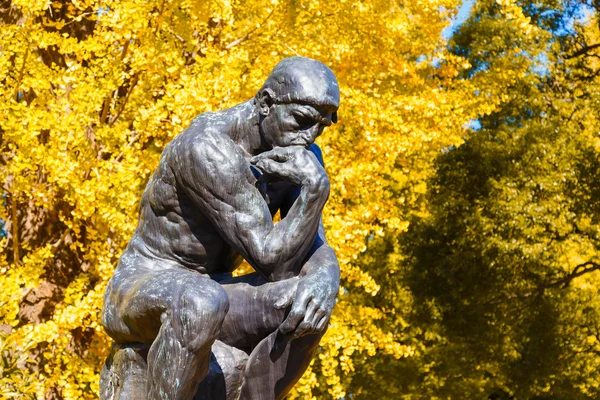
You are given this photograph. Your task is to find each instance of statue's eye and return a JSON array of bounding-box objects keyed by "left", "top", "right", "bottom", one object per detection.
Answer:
[{"left": 292, "top": 113, "right": 315, "bottom": 130}]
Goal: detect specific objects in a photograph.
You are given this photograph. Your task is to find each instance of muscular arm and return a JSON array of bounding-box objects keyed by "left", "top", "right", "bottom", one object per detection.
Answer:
[
  {"left": 271, "top": 144, "right": 340, "bottom": 280},
  {"left": 171, "top": 130, "right": 329, "bottom": 282},
  {"left": 299, "top": 222, "right": 340, "bottom": 281},
  {"left": 269, "top": 144, "right": 340, "bottom": 336}
]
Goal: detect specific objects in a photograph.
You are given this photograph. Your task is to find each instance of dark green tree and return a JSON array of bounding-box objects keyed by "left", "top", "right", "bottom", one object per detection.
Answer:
[{"left": 399, "top": 0, "right": 600, "bottom": 398}]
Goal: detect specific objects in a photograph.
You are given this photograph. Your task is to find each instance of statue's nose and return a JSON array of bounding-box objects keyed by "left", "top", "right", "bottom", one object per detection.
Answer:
[{"left": 303, "top": 125, "right": 321, "bottom": 142}]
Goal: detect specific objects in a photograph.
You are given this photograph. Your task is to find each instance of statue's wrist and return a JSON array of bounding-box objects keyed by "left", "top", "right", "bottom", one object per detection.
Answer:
[
  {"left": 302, "top": 264, "right": 339, "bottom": 286},
  {"left": 302, "top": 174, "right": 330, "bottom": 195}
]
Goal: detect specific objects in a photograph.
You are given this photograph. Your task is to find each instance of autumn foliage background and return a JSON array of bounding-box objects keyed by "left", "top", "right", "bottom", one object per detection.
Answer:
[{"left": 2, "top": 0, "right": 600, "bottom": 398}]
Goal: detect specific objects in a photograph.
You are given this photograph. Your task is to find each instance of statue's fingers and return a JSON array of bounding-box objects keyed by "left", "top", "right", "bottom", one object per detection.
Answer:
[
  {"left": 279, "top": 308, "right": 304, "bottom": 335},
  {"left": 274, "top": 289, "right": 295, "bottom": 310},
  {"left": 251, "top": 147, "right": 296, "bottom": 164},
  {"left": 293, "top": 320, "right": 314, "bottom": 338},
  {"left": 309, "top": 309, "right": 327, "bottom": 329},
  {"left": 279, "top": 293, "right": 311, "bottom": 334},
  {"left": 292, "top": 302, "right": 323, "bottom": 338},
  {"left": 253, "top": 159, "right": 271, "bottom": 174},
  {"left": 315, "top": 314, "right": 330, "bottom": 332},
  {"left": 302, "top": 299, "right": 319, "bottom": 325},
  {"left": 255, "top": 159, "right": 286, "bottom": 178},
  {"left": 255, "top": 159, "right": 293, "bottom": 180}
]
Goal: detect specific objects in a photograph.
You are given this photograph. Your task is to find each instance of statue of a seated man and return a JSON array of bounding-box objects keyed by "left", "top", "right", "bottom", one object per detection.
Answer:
[{"left": 100, "top": 57, "right": 341, "bottom": 400}]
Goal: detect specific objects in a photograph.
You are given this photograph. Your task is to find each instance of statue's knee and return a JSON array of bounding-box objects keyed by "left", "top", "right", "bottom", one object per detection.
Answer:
[
  {"left": 202, "top": 286, "right": 229, "bottom": 323},
  {"left": 174, "top": 285, "right": 229, "bottom": 347},
  {"left": 101, "top": 290, "right": 123, "bottom": 341}
]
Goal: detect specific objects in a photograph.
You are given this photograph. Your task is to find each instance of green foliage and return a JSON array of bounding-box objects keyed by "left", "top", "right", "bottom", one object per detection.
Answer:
[{"left": 397, "top": 0, "right": 600, "bottom": 398}]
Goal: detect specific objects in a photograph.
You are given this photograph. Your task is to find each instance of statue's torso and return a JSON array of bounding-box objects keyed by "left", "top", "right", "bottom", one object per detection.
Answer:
[{"left": 127, "top": 111, "right": 286, "bottom": 275}]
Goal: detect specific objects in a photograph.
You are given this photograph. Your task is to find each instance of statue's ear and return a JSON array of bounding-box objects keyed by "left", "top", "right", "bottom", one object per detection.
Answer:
[
  {"left": 258, "top": 88, "right": 275, "bottom": 116},
  {"left": 332, "top": 111, "right": 338, "bottom": 124}
]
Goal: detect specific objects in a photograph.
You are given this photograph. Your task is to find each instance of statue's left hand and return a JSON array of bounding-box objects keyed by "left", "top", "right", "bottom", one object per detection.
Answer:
[{"left": 276, "top": 272, "right": 338, "bottom": 338}]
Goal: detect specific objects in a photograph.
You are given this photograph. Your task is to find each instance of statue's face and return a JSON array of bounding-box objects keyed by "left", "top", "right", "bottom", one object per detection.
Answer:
[{"left": 261, "top": 102, "right": 336, "bottom": 148}]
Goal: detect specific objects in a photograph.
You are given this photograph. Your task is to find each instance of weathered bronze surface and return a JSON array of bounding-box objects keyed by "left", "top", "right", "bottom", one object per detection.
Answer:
[{"left": 100, "top": 56, "right": 341, "bottom": 400}]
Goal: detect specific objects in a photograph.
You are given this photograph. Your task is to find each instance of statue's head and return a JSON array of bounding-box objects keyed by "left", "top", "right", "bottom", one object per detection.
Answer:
[{"left": 256, "top": 57, "right": 339, "bottom": 148}]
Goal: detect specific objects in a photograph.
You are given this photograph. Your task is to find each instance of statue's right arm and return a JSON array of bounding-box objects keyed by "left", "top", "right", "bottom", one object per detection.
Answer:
[{"left": 171, "top": 130, "right": 330, "bottom": 282}]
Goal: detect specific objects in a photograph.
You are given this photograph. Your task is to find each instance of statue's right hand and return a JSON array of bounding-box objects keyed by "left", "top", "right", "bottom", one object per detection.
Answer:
[{"left": 250, "top": 146, "right": 329, "bottom": 189}]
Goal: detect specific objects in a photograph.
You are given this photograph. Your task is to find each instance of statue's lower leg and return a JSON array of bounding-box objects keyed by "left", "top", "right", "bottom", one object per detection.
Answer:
[
  {"left": 146, "top": 313, "right": 217, "bottom": 400},
  {"left": 100, "top": 339, "right": 248, "bottom": 400},
  {"left": 239, "top": 326, "right": 327, "bottom": 400}
]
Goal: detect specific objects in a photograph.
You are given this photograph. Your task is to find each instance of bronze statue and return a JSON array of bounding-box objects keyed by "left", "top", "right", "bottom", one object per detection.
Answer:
[{"left": 100, "top": 56, "right": 341, "bottom": 400}]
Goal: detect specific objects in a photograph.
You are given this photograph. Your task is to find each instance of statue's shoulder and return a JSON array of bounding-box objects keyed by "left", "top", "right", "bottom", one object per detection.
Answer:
[
  {"left": 171, "top": 112, "right": 234, "bottom": 154},
  {"left": 174, "top": 112, "right": 226, "bottom": 144},
  {"left": 168, "top": 112, "right": 244, "bottom": 175}
]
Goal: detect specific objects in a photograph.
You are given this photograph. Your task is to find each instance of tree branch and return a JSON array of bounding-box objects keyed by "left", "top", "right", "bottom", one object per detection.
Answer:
[
  {"left": 225, "top": 8, "right": 275, "bottom": 50},
  {"left": 542, "top": 261, "right": 600, "bottom": 289},
  {"left": 9, "top": 42, "right": 30, "bottom": 264},
  {"left": 565, "top": 43, "right": 600, "bottom": 59},
  {"left": 101, "top": 42, "right": 131, "bottom": 124},
  {"left": 10, "top": 180, "right": 19, "bottom": 264},
  {"left": 112, "top": 132, "right": 141, "bottom": 163},
  {"left": 109, "top": 73, "right": 139, "bottom": 126},
  {"left": 13, "top": 44, "right": 29, "bottom": 101}
]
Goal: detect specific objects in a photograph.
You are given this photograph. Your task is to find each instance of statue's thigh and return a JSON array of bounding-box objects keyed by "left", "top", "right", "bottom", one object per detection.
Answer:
[
  {"left": 218, "top": 273, "right": 294, "bottom": 350},
  {"left": 103, "top": 263, "right": 226, "bottom": 345}
]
